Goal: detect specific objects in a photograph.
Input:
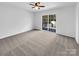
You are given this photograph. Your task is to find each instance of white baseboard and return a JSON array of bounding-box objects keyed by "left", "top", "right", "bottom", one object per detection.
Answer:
[{"left": 0, "top": 28, "right": 33, "bottom": 39}]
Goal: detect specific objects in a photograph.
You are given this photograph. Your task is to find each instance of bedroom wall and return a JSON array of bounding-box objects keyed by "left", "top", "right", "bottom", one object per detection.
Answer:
[
  {"left": 34, "top": 5, "right": 76, "bottom": 37},
  {"left": 75, "top": 3, "right": 79, "bottom": 44},
  {"left": 0, "top": 3, "right": 34, "bottom": 39}
]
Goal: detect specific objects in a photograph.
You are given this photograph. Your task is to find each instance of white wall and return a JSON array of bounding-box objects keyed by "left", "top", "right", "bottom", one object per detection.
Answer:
[
  {"left": 0, "top": 3, "right": 34, "bottom": 39},
  {"left": 75, "top": 3, "right": 79, "bottom": 44},
  {"left": 56, "top": 5, "right": 75, "bottom": 37},
  {"left": 34, "top": 5, "right": 76, "bottom": 37}
]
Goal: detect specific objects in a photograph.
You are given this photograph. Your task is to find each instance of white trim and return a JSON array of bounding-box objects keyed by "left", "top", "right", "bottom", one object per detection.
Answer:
[{"left": 0, "top": 28, "right": 33, "bottom": 39}]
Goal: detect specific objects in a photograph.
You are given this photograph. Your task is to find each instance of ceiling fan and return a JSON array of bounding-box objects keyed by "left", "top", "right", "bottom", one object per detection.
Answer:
[{"left": 29, "top": 2, "right": 45, "bottom": 10}]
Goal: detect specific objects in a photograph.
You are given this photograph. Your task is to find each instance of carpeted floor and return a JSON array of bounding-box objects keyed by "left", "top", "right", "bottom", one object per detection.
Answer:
[{"left": 0, "top": 30, "right": 78, "bottom": 56}]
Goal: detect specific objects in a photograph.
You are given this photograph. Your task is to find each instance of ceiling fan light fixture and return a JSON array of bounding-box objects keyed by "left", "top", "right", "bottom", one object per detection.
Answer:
[
  {"left": 29, "top": 2, "right": 45, "bottom": 10},
  {"left": 35, "top": 6, "right": 39, "bottom": 10}
]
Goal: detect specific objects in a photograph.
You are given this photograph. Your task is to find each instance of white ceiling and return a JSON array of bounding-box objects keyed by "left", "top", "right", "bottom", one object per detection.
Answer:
[{"left": 1, "top": 2, "right": 76, "bottom": 12}]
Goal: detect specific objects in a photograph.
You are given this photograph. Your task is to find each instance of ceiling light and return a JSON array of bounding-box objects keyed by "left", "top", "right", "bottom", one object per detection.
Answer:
[
  {"left": 29, "top": 2, "right": 45, "bottom": 10},
  {"left": 35, "top": 6, "right": 39, "bottom": 10}
]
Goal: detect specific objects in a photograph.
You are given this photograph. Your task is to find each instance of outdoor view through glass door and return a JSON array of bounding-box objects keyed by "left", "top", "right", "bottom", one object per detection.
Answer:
[{"left": 42, "top": 14, "right": 56, "bottom": 32}]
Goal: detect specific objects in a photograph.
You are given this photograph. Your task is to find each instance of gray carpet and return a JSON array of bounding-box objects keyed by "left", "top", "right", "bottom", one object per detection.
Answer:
[{"left": 0, "top": 30, "right": 78, "bottom": 56}]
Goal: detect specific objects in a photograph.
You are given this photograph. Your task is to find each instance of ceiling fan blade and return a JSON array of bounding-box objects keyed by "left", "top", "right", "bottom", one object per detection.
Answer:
[
  {"left": 29, "top": 4, "right": 34, "bottom": 6},
  {"left": 39, "top": 6, "right": 45, "bottom": 7},
  {"left": 37, "top": 2, "right": 40, "bottom": 4}
]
